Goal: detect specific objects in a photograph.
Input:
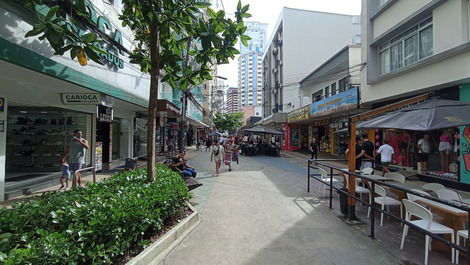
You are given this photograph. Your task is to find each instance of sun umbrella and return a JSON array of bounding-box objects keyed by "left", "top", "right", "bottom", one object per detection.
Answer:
[
  {"left": 357, "top": 99, "right": 470, "bottom": 131},
  {"left": 244, "top": 126, "right": 284, "bottom": 135}
]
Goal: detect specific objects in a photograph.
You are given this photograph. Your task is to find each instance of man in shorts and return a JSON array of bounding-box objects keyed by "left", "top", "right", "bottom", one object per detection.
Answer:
[
  {"left": 60, "top": 129, "right": 89, "bottom": 188},
  {"left": 377, "top": 139, "right": 394, "bottom": 176}
]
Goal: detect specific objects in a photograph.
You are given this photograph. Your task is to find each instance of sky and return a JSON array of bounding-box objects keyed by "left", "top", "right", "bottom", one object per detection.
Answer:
[{"left": 216, "top": 0, "right": 362, "bottom": 87}]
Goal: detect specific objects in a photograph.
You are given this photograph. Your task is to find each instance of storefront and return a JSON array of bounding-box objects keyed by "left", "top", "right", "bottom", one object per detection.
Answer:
[
  {"left": 285, "top": 105, "right": 310, "bottom": 151},
  {"left": 156, "top": 100, "right": 181, "bottom": 154},
  {"left": 354, "top": 86, "right": 470, "bottom": 187},
  {"left": 285, "top": 88, "right": 361, "bottom": 155},
  {"left": 0, "top": 0, "right": 150, "bottom": 200}
]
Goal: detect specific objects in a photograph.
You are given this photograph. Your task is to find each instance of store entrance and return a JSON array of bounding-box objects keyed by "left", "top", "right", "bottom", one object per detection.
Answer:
[{"left": 96, "top": 121, "right": 111, "bottom": 166}]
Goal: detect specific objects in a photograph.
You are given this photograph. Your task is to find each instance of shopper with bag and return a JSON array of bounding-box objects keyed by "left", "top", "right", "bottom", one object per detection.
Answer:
[{"left": 211, "top": 141, "right": 224, "bottom": 175}]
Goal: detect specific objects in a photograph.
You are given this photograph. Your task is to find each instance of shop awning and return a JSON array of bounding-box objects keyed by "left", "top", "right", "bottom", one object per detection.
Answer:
[
  {"left": 208, "top": 131, "right": 221, "bottom": 136},
  {"left": 243, "top": 126, "right": 283, "bottom": 135},
  {"left": 357, "top": 99, "right": 470, "bottom": 131},
  {"left": 334, "top": 128, "right": 348, "bottom": 134}
]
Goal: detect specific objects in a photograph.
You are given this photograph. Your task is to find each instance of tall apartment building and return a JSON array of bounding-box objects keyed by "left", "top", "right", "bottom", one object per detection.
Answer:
[
  {"left": 226, "top": 87, "right": 240, "bottom": 114},
  {"left": 238, "top": 21, "right": 268, "bottom": 110},
  {"left": 262, "top": 8, "right": 361, "bottom": 118}
]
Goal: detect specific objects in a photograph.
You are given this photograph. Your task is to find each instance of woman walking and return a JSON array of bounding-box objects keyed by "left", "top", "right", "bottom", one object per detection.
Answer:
[{"left": 211, "top": 141, "right": 223, "bottom": 175}]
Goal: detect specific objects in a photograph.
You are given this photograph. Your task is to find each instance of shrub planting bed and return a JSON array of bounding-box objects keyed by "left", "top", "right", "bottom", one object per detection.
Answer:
[{"left": 0, "top": 165, "right": 191, "bottom": 265}]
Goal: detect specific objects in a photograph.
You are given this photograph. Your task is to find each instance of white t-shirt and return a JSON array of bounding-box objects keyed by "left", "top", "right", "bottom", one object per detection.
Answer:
[
  {"left": 418, "top": 138, "right": 430, "bottom": 153},
  {"left": 377, "top": 144, "right": 394, "bottom": 163}
]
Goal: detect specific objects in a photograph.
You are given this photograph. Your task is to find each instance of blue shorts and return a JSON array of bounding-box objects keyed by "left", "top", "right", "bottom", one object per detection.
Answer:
[
  {"left": 69, "top": 163, "right": 83, "bottom": 177},
  {"left": 61, "top": 164, "right": 71, "bottom": 179}
]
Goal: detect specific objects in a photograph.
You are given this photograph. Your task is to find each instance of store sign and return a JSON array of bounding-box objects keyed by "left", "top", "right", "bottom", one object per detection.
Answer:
[
  {"left": 0, "top": 97, "right": 4, "bottom": 112},
  {"left": 97, "top": 105, "right": 113, "bottom": 122},
  {"left": 288, "top": 105, "right": 310, "bottom": 123},
  {"left": 62, "top": 93, "right": 101, "bottom": 105},
  {"left": 310, "top": 88, "right": 359, "bottom": 118}
]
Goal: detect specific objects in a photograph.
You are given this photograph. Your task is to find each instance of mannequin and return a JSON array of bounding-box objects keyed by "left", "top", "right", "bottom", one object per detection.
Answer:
[{"left": 439, "top": 129, "right": 453, "bottom": 172}]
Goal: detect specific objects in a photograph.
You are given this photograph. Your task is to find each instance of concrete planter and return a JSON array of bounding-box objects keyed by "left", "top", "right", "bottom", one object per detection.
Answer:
[{"left": 126, "top": 203, "right": 200, "bottom": 265}]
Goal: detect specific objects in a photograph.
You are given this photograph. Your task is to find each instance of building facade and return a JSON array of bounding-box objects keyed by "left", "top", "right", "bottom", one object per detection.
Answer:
[
  {"left": 361, "top": 0, "right": 470, "bottom": 184},
  {"left": 262, "top": 8, "right": 361, "bottom": 119},
  {"left": 284, "top": 45, "right": 361, "bottom": 152},
  {"left": 238, "top": 21, "right": 267, "bottom": 110},
  {"left": 0, "top": 0, "right": 151, "bottom": 200},
  {"left": 226, "top": 87, "right": 240, "bottom": 114}
]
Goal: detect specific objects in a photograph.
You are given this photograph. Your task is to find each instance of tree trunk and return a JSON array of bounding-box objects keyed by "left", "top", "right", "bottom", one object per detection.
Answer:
[
  {"left": 179, "top": 92, "right": 188, "bottom": 152},
  {"left": 147, "top": 22, "right": 160, "bottom": 182}
]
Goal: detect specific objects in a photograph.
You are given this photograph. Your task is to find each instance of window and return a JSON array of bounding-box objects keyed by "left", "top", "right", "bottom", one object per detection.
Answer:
[
  {"left": 339, "top": 77, "right": 348, "bottom": 92},
  {"left": 312, "top": 90, "right": 323, "bottom": 103},
  {"left": 324, "top": 86, "right": 330, "bottom": 98},
  {"left": 404, "top": 34, "right": 418, "bottom": 66},
  {"left": 390, "top": 42, "right": 403, "bottom": 71},
  {"left": 419, "top": 25, "right": 433, "bottom": 59},
  {"left": 379, "top": 18, "right": 433, "bottom": 75},
  {"left": 331, "top": 82, "right": 337, "bottom": 96}
]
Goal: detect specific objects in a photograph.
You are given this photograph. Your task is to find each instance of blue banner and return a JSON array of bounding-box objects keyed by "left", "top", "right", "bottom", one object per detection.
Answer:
[{"left": 310, "top": 88, "right": 358, "bottom": 117}]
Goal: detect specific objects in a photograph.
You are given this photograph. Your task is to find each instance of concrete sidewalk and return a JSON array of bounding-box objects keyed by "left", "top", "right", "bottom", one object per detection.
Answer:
[{"left": 164, "top": 149, "right": 402, "bottom": 265}]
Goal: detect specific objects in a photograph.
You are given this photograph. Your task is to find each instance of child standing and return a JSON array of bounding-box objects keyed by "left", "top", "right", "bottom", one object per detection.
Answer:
[{"left": 59, "top": 162, "right": 71, "bottom": 190}]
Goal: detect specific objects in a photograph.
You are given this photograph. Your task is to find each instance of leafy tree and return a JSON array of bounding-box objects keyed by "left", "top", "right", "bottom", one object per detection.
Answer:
[
  {"left": 20, "top": 0, "right": 106, "bottom": 65},
  {"left": 20, "top": 0, "right": 251, "bottom": 181},
  {"left": 213, "top": 112, "right": 244, "bottom": 132}
]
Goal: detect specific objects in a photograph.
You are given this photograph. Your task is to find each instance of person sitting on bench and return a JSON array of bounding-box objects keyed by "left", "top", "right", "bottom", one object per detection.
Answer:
[{"left": 171, "top": 151, "right": 197, "bottom": 178}]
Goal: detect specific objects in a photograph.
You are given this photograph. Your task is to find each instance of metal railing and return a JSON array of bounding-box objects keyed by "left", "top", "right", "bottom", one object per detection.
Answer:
[
  {"left": 74, "top": 167, "right": 97, "bottom": 183},
  {"left": 308, "top": 159, "right": 470, "bottom": 264}
]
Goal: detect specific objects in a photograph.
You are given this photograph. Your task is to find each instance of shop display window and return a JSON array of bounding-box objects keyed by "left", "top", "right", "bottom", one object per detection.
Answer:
[
  {"left": 291, "top": 127, "right": 299, "bottom": 147},
  {"left": 134, "top": 118, "right": 147, "bottom": 157},
  {"left": 6, "top": 108, "right": 92, "bottom": 177}
]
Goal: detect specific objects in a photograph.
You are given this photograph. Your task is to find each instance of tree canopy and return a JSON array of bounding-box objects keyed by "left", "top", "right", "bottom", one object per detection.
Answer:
[{"left": 213, "top": 112, "right": 244, "bottom": 132}]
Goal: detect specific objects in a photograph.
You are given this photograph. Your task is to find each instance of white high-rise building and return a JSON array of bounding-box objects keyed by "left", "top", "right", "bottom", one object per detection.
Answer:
[{"left": 238, "top": 21, "right": 268, "bottom": 111}]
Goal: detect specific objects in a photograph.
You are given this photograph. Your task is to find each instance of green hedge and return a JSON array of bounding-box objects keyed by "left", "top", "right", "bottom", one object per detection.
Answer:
[{"left": 0, "top": 165, "right": 191, "bottom": 265}]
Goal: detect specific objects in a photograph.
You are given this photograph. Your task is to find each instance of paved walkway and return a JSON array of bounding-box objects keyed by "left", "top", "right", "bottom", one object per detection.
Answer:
[{"left": 164, "top": 149, "right": 401, "bottom": 265}]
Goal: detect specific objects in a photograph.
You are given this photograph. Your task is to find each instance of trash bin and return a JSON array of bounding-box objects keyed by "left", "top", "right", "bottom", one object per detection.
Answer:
[{"left": 338, "top": 188, "right": 349, "bottom": 216}]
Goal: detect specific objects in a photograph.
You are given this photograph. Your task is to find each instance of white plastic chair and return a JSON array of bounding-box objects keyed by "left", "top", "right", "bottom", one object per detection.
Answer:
[
  {"left": 400, "top": 199, "right": 455, "bottom": 265},
  {"left": 384, "top": 172, "right": 406, "bottom": 183},
  {"left": 437, "top": 188, "right": 462, "bottom": 202},
  {"left": 344, "top": 174, "right": 370, "bottom": 203},
  {"left": 407, "top": 189, "right": 431, "bottom": 202},
  {"left": 422, "top": 183, "right": 445, "bottom": 193},
  {"left": 361, "top": 167, "right": 374, "bottom": 175},
  {"left": 318, "top": 167, "right": 338, "bottom": 197},
  {"left": 456, "top": 230, "right": 468, "bottom": 264},
  {"left": 372, "top": 185, "right": 403, "bottom": 226}
]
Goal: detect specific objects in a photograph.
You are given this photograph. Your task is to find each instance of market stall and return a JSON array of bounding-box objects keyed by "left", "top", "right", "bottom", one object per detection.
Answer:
[{"left": 241, "top": 126, "right": 283, "bottom": 156}]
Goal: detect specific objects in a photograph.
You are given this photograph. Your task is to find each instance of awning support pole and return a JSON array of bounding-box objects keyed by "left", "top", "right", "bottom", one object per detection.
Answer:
[{"left": 348, "top": 118, "right": 357, "bottom": 220}]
